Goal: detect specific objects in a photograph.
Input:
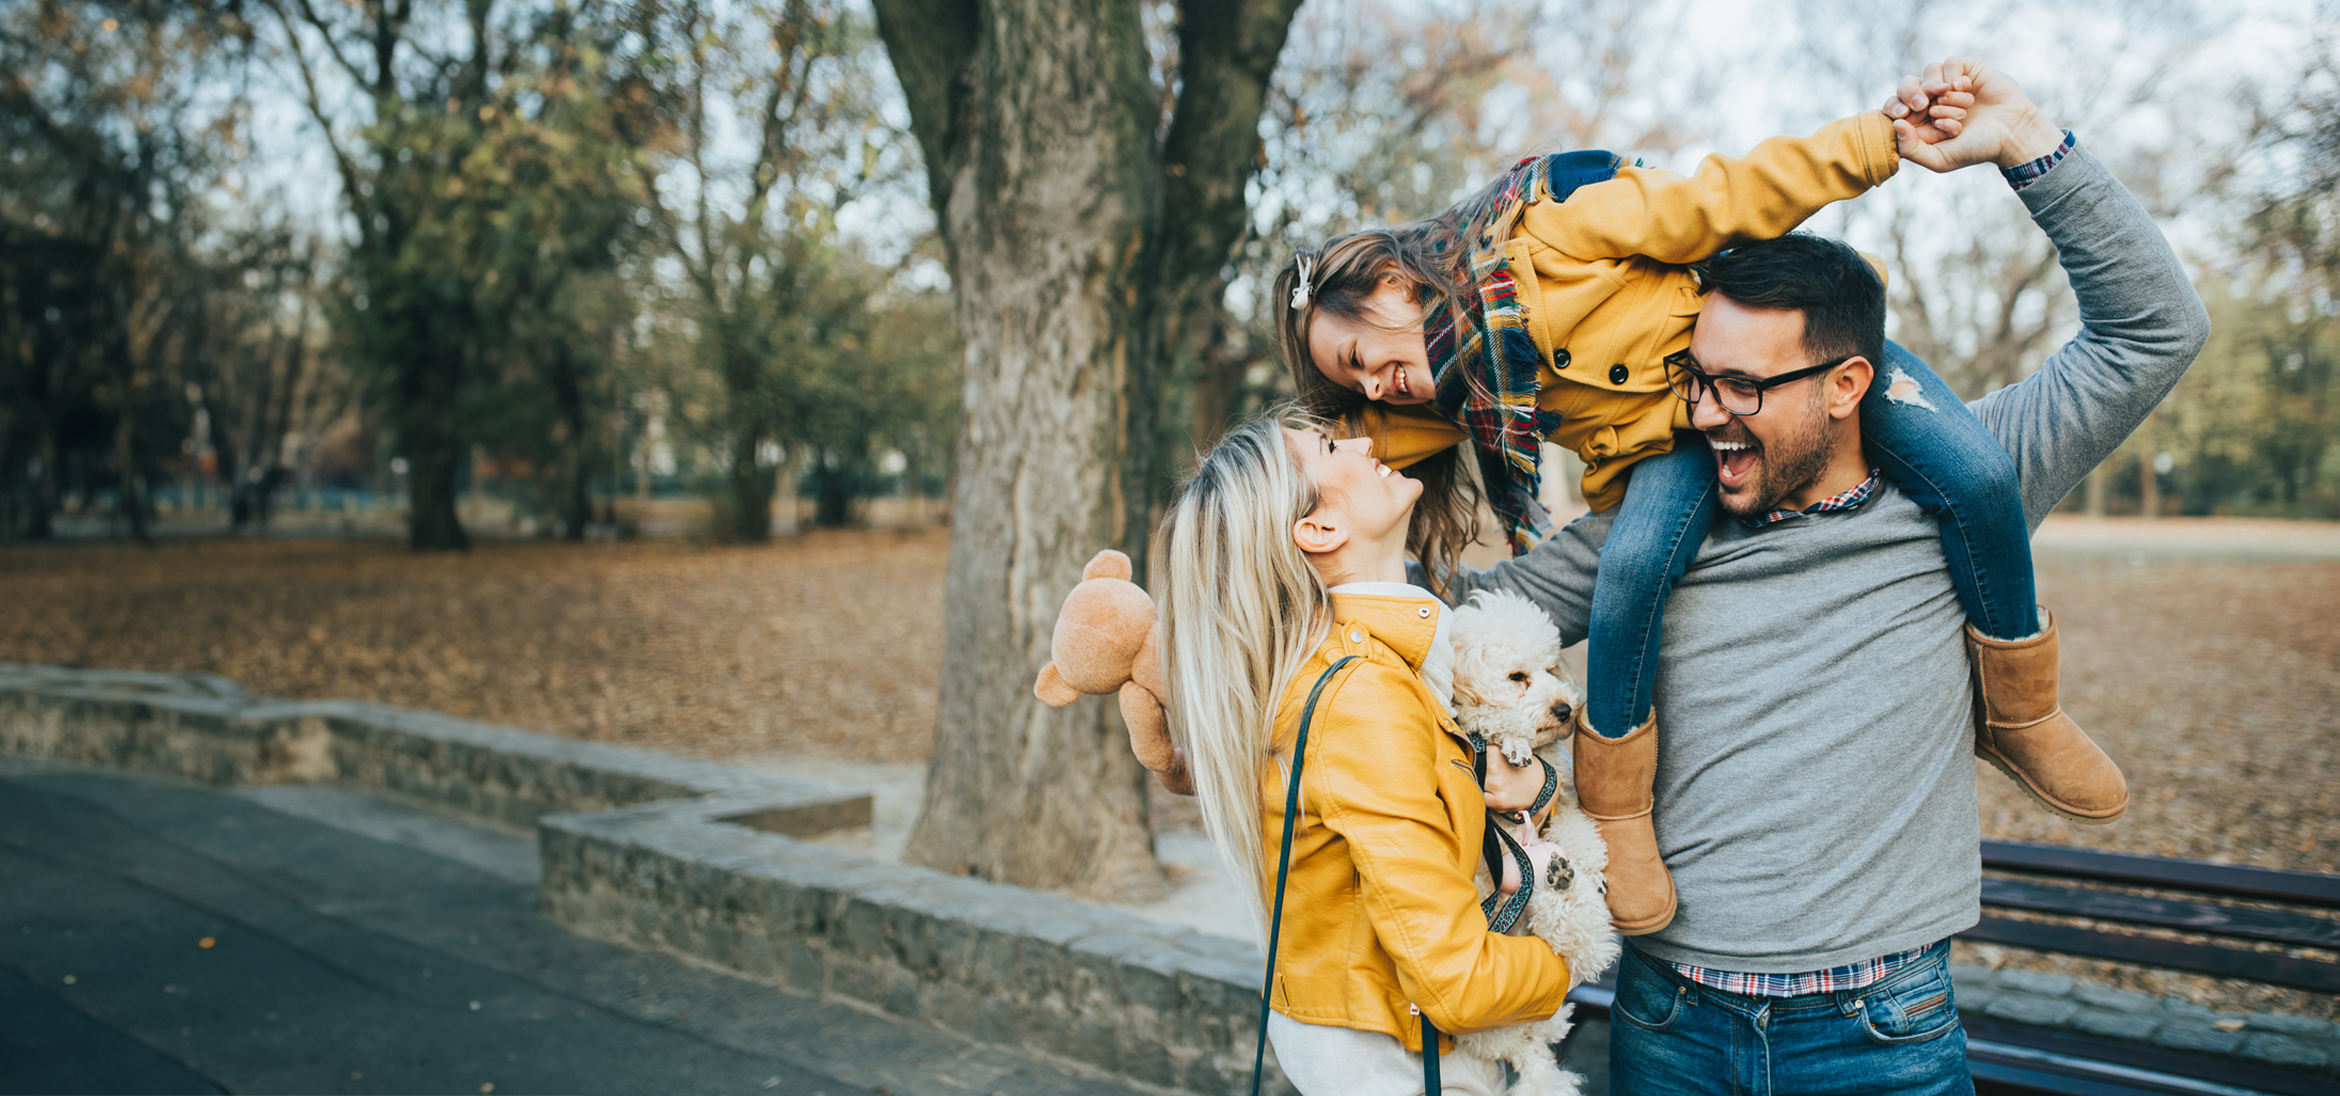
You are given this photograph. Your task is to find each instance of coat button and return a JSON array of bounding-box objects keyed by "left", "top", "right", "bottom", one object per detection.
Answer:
[
  {"left": 1552, "top": 348, "right": 1571, "bottom": 370},
  {"left": 1349, "top": 630, "right": 1364, "bottom": 643},
  {"left": 1609, "top": 363, "right": 1630, "bottom": 384},
  {"left": 1417, "top": 606, "right": 1432, "bottom": 618}
]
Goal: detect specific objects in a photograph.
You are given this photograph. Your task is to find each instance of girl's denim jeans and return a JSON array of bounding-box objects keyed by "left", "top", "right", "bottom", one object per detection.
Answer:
[
  {"left": 1608, "top": 940, "right": 1973, "bottom": 1096},
  {"left": 1584, "top": 341, "right": 2039, "bottom": 738}
]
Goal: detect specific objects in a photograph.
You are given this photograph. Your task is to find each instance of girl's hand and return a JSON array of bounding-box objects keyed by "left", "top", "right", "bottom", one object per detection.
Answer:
[{"left": 1884, "top": 58, "right": 2065, "bottom": 173}]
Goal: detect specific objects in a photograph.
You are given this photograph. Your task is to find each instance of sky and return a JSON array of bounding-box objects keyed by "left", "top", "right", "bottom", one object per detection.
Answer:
[{"left": 219, "top": 0, "right": 2323, "bottom": 284}]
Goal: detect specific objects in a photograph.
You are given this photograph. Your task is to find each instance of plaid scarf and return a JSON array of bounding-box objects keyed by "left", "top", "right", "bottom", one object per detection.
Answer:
[{"left": 1423, "top": 151, "right": 1624, "bottom": 554}]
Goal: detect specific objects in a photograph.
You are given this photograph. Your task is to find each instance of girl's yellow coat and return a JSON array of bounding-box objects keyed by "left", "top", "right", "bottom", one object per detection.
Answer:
[{"left": 1364, "top": 111, "right": 1900, "bottom": 512}]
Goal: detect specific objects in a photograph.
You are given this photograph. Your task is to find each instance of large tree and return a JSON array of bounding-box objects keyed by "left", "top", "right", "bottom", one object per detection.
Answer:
[{"left": 872, "top": 0, "right": 1302, "bottom": 894}]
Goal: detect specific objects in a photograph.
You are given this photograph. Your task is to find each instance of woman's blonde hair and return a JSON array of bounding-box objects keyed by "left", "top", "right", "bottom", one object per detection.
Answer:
[
  {"left": 1154, "top": 414, "right": 1331, "bottom": 931},
  {"left": 1271, "top": 227, "right": 1485, "bottom": 595}
]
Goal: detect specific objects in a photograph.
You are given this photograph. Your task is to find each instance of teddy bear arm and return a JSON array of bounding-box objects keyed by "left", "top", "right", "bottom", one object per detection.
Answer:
[
  {"left": 1034, "top": 663, "right": 1082, "bottom": 706},
  {"left": 1119, "top": 683, "right": 1176, "bottom": 771},
  {"left": 1153, "top": 749, "right": 1195, "bottom": 796}
]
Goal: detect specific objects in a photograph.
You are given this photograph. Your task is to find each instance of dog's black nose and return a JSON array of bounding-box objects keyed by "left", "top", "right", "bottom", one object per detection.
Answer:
[{"left": 1550, "top": 703, "right": 1572, "bottom": 724}]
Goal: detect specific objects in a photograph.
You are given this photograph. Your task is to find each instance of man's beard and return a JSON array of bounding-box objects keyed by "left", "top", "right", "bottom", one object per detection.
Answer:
[{"left": 1710, "top": 392, "right": 1832, "bottom": 518}]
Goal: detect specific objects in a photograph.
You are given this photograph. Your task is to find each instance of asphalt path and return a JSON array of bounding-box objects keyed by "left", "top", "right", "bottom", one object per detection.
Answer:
[{"left": 0, "top": 759, "right": 1143, "bottom": 1096}]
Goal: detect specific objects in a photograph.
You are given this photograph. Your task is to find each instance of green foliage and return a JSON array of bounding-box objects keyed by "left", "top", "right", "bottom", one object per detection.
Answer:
[
  {"left": 2142, "top": 33, "right": 2340, "bottom": 519},
  {"left": 627, "top": 0, "right": 944, "bottom": 537},
  {"left": 2153, "top": 277, "right": 2340, "bottom": 518},
  {"left": 0, "top": 0, "right": 270, "bottom": 539}
]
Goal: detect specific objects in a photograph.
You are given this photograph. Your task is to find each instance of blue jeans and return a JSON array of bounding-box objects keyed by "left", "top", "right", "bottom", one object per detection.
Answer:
[
  {"left": 1583, "top": 342, "right": 2039, "bottom": 737},
  {"left": 1609, "top": 941, "right": 1972, "bottom": 1096}
]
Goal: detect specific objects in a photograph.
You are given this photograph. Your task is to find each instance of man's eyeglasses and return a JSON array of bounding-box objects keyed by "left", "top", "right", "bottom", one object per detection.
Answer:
[{"left": 1664, "top": 350, "right": 1853, "bottom": 416}]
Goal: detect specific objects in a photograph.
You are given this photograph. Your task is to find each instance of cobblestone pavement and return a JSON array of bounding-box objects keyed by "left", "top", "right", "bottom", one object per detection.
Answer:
[{"left": 0, "top": 758, "right": 1144, "bottom": 1096}]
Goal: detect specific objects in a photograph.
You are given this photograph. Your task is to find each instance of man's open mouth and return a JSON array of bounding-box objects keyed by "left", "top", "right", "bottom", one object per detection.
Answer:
[{"left": 1711, "top": 437, "right": 1758, "bottom": 489}]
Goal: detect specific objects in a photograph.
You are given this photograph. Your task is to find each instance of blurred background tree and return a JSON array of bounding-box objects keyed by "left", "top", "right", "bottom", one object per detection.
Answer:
[{"left": 0, "top": 0, "right": 270, "bottom": 542}]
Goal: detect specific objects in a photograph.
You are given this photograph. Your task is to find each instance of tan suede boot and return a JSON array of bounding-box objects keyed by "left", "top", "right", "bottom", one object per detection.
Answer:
[
  {"left": 1572, "top": 712, "right": 1675, "bottom": 935},
  {"left": 1968, "top": 610, "right": 2128, "bottom": 825}
]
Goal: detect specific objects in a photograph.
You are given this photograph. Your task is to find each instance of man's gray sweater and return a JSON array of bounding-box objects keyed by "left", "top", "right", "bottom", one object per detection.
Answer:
[{"left": 1449, "top": 145, "right": 2211, "bottom": 972}]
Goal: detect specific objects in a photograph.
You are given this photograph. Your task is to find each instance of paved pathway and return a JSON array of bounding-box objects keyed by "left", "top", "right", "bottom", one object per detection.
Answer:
[{"left": 0, "top": 758, "right": 1143, "bottom": 1096}]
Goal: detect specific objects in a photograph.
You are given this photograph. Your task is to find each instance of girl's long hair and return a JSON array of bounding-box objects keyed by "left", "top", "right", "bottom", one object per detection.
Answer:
[
  {"left": 1154, "top": 414, "right": 1330, "bottom": 932},
  {"left": 1270, "top": 209, "right": 1502, "bottom": 595}
]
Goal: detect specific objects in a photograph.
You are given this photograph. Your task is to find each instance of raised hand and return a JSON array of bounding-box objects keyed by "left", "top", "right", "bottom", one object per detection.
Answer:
[{"left": 1883, "top": 58, "right": 2067, "bottom": 174}]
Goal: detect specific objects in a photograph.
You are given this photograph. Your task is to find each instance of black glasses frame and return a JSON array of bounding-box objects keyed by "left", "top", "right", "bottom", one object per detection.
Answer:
[{"left": 1664, "top": 350, "right": 1855, "bottom": 416}]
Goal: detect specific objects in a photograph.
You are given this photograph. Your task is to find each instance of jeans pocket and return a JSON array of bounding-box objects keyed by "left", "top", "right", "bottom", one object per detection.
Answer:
[
  {"left": 1613, "top": 953, "right": 1689, "bottom": 1033},
  {"left": 1852, "top": 963, "right": 1960, "bottom": 1045}
]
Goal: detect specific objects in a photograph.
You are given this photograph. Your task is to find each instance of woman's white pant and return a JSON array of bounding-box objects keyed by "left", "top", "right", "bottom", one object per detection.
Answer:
[{"left": 1266, "top": 1011, "right": 1506, "bottom": 1095}]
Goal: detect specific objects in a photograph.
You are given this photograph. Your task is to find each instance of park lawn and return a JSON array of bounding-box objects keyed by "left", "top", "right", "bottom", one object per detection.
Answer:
[{"left": 1, "top": 523, "right": 2334, "bottom": 875}]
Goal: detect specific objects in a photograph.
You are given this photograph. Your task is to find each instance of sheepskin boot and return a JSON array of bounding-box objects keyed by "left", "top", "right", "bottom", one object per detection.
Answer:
[
  {"left": 1968, "top": 610, "right": 2128, "bottom": 825},
  {"left": 1571, "top": 712, "right": 1674, "bottom": 935}
]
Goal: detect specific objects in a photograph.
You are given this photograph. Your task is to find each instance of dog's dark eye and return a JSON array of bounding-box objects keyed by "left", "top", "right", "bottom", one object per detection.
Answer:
[{"left": 1508, "top": 672, "right": 1529, "bottom": 683}]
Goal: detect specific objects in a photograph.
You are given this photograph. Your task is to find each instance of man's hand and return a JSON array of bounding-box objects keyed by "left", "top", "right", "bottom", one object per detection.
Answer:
[{"left": 1883, "top": 58, "right": 2066, "bottom": 174}]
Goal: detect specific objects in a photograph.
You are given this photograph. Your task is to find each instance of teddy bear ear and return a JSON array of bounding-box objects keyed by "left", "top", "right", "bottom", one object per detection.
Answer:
[
  {"left": 1034, "top": 663, "right": 1081, "bottom": 706},
  {"left": 1082, "top": 549, "right": 1133, "bottom": 583}
]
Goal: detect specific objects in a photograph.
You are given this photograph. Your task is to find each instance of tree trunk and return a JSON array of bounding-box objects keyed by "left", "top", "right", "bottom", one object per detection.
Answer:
[
  {"left": 28, "top": 417, "right": 56, "bottom": 539},
  {"left": 2136, "top": 414, "right": 2159, "bottom": 520},
  {"left": 550, "top": 341, "right": 591, "bottom": 540},
  {"left": 879, "top": 0, "right": 1165, "bottom": 897},
  {"left": 727, "top": 430, "right": 773, "bottom": 543},
  {"left": 2083, "top": 466, "right": 2106, "bottom": 517},
  {"left": 400, "top": 335, "right": 470, "bottom": 551},
  {"left": 876, "top": 0, "right": 1301, "bottom": 897},
  {"left": 113, "top": 398, "right": 150, "bottom": 544}
]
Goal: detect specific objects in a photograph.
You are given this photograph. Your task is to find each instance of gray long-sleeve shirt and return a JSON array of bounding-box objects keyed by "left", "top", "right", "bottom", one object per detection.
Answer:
[{"left": 1448, "top": 145, "right": 2211, "bottom": 972}]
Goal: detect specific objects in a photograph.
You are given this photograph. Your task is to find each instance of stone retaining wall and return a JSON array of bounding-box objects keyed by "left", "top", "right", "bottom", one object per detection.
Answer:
[{"left": 537, "top": 798, "right": 1273, "bottom": 1093}]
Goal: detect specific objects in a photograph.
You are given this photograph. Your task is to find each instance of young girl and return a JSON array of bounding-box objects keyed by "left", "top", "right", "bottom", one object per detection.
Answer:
[
  {"left": 1273, "top": 86, "right": 2127, "bottom": 936},
  {"left": 1156, "top": 416, "right": 1568, "bottom": 1095}
]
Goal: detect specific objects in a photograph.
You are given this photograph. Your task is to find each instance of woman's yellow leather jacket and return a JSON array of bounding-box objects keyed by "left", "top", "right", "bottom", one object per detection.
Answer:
[{"left": 1259, "top": 592, "right": 1570, "bottom": 1054}]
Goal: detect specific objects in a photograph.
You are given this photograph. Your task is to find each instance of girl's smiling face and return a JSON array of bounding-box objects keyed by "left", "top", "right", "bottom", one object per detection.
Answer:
[
  {"left": 1285, "top": 428, "right": 1421, "bottom": 565},
  {"left": 1305, "top": 273, "right": 1437, "bottom": 405}
]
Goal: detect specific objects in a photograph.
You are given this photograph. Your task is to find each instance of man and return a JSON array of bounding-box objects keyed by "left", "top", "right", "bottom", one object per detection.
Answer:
[{"left": 1445, "top": 60, "right": 2210, "bottom": 1094}]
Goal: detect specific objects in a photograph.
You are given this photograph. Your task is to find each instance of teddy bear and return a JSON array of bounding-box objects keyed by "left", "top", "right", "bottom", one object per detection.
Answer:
[
  {"left": 1032, "top": 549, "right": 1193, "bottom": 795},
  {"left": 1446, "top": 590, "right": 1620, "bottom": 1096}
]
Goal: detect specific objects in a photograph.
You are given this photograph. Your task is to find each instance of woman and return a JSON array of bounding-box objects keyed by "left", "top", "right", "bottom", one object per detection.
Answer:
[{"left": 1154, "top": 415, "right": 1566, "bottom": 1095}]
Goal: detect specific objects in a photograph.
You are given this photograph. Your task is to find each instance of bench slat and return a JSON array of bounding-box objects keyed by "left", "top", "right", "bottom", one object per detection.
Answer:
[
  {"left": 1960, "top": 916, "right": 2340, "bottom": 995},
  {"left": 1983, "top": 840, "right": 2340, "bottom": 909},
  {"left": 1982, "top": 876, "right": 2340, "bottom": 949}
]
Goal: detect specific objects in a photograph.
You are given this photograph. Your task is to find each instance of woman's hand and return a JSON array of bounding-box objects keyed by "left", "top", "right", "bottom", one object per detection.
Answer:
[
  {"left": 1884, "top": 58, "right": 2066, "bottom": 174},
  {"left": 1482, "top": 750, "right": 1550, "bottom": 815}
]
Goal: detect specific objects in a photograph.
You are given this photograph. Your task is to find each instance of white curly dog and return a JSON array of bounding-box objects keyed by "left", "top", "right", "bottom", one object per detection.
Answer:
[{"left": 1446, "top": 590, "right": 1621, "bottom": 1096}]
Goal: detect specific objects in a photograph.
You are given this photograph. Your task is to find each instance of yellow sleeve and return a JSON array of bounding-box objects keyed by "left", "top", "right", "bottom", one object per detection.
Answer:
[
  {"left": 1359, "top": 404, "right": 1470, "bottom": 471},
  {"left": 1520, "top": 111, "right": 1899, "bottom": 265},
  {"left": 1310, "top": 668, "right": 1570, "bottom": 1034}
]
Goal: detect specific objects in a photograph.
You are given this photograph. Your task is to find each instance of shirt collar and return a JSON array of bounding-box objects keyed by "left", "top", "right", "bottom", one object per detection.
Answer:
[{"left": 1742, "top": 468, "right": 1882, "bottom": 528}]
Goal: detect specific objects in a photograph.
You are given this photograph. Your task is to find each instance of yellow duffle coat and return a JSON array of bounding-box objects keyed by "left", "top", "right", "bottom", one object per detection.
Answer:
[{"left": 1363, "top": 110, "right": 1901, "bottom": 511}]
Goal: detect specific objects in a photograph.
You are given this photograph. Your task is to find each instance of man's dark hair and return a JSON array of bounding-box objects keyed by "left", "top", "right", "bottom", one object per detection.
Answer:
[{"left": 1703, "top": 233, "right": 1887, "bottom": 374}]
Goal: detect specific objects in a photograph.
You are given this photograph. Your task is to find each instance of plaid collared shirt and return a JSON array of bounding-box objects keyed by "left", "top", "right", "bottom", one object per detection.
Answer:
[
  {"left": 2003, "top": 129, "right": 2077, "bottom": 191},
  {"left": 1744, "top": 468, "right": 1881, "bottom": 528},
  {"left": 1671, "top": 942, "right": 1938, "bottom": 998}
]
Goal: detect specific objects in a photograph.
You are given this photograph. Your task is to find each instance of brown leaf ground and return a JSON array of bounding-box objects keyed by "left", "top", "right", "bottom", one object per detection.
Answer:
[
  {"left": 0, "top": 530, "right": 949, "bottom": 764},
  {"left": 3, "top": 518, "right": 2334, "bottom": 1017}
]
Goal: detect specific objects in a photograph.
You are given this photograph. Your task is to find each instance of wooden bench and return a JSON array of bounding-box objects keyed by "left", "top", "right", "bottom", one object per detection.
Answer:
[{"left": 1563, "top": 841, "right": 2340, "bottom": 1096}]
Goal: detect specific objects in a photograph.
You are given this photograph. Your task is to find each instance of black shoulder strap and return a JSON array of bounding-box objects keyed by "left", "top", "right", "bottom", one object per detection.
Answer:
[{"left": 1252, "top": 655, "right": 1359, "bottom": 1096}]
